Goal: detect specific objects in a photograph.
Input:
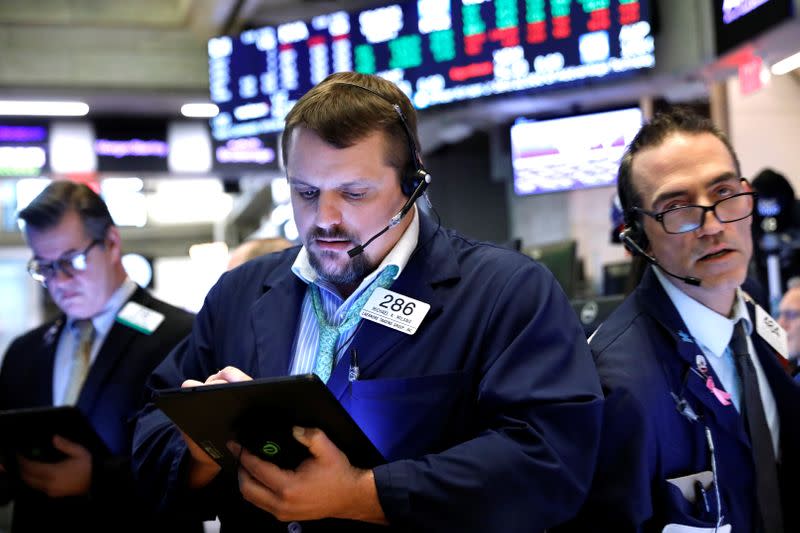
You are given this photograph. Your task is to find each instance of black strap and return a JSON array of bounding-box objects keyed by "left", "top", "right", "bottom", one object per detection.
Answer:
[{"left": 730, "top": 320, "right": 784, "bottom": 532}]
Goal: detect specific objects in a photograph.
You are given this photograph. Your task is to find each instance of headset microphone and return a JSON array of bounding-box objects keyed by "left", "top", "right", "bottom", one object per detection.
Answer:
[
  {"left": 620, "top": 229, "right": 702, "bottom": 287},
  {"left": 347, "top": 172, "right": 431, "bottom": 258}
]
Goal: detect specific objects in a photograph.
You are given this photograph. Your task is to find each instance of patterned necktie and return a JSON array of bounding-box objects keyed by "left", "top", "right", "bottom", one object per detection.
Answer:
[
  {"left": 729, "top": 320, "right": 784, "bottom": 533},
  {"left": 63, "top": 319, "right": 95, "bottom": 405},
  {"left": 310, "top": 265, "right": 398, "bottom": 383}
]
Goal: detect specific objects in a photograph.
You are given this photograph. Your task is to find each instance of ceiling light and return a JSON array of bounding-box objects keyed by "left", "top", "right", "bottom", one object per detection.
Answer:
[
  {"left": 0, "top": 101, "right": 89, "bottom": 116},
  {"left": 181, "top": 103, "right": 219, "bottom": 118},
  {"left": 771, "top": 51, "right": 800, "bottom": 76}
]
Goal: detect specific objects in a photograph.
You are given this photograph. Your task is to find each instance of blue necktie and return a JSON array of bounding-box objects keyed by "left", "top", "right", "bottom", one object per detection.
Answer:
[{"left": 310, "top": 265, "right": 398, "bottom": 383}]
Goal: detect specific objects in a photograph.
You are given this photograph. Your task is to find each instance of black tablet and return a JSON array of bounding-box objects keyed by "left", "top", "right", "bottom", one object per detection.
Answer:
[
  {"left": 0, "top": 406, "right": 110, "bottom": 464},
  {"left": 154, "top": 374, "right": 385, "bottom": 471}
]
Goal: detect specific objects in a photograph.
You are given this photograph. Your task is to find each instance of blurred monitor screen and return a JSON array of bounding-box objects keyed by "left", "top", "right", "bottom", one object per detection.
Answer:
[
  {"left": 524, "top": 239, "right": 579, "bottom": 298},
  {"left": 212, "top": 133, "right": 281, "bottom": 173},
  {"left": 0, "top": 123, "right": 49, "bottom": 177},
  {"left": 571, "top": 294, "right": 625, "bottom": 337},
  {"left": 713, "top": 0, "right": 795, "bottom": 55},
  {"left": 94, "top": 119, "right": 168, "bottom": 173},
  {"left": 510, "top": 107, "right": 643, "bottom": 196},
  {"left": 208, "top": 0, "right": 655, "bottom": 142}
]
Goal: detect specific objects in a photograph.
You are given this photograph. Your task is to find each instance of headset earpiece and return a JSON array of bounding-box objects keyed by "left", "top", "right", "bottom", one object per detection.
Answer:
[
  {"left": 402, "top": 168, "right": 428, "bottom": 197},
  {"left": 621, "top": 206, "right": 648, "bottom": 252},
  {"left": 628, "top": 219, "right": 648, "bottom": 251}
]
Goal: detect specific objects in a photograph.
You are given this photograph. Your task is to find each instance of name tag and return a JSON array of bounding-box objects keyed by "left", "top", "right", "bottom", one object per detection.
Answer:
[
  {"left": 755, "top": 304, "right": 788, "bottom": 358},
  {"left": 116, "top": 301, "right": 165, "bottom": 335},
  {"left": 360, "top": 288, "right": 430, "bottom": 335}
]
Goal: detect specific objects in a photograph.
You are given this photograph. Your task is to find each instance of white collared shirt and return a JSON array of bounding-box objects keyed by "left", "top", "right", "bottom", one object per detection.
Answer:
[
  {"left": 53, "top": 277, "right": 139, "bottom": 405},
  {"left": 288, "top": 205, "right": 420, "bottom": 375},
  {"left": 654, "top": 268, "right": 780, "bottom": 458}
]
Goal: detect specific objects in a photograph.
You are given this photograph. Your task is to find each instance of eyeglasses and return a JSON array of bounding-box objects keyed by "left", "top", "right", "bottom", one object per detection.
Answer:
[
  {"left": 778, "top": 309, "right": 800, "bottom": 322},
  {"left": 633, "top": 192, "right": 756, "bottom": 235},
  {"left": 27, "top": 240, "right": 103, "bottom": 283}
]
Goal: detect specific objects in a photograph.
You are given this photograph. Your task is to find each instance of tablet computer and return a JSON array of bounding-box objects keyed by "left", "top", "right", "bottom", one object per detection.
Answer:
[
  {"left": 154, "top": 374, "right": 385, "bottom": 471},
  {"left": 0, "top": 406, "right": 110, "bottom": 465}
]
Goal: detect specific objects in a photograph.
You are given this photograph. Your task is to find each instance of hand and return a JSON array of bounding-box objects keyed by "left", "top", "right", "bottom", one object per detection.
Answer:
[
  {"left": 182, "top": 366, "right": 253, "bottom": 389},
  {"left": 229, "top": 427, "right": 387, "bottom": 524},
  {"left": 17, "top": 435, "right": 92, "bottom": 498},
  {"left": 181, "top": 366, "right": 253, "bottom": 488}
]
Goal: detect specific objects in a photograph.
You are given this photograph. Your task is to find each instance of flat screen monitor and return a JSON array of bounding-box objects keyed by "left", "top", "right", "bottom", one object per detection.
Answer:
[
  {"left": 571, "top": 294, "right": 625, "bottom": 337},
  {"left": 713, "top": 0, "right": 795, "bottom": 55},
  {"left": 0, "top": 122, "right": 49, "bottom": 177},
  {"left": 510, "top": 107, "right": 643, "bottom": 196},
  {"left": 524, "top": 239, "right": 579, "bottom": 298},
  {"left": 208, "top": 0, "right": 655, "bottom": 143},
  {"left": 94, "top": 119, "right": 168, "bottom": 173}
]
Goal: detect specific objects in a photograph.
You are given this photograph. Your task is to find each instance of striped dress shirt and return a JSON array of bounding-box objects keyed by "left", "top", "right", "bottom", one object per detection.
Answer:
[{"left": 289, "top": 206, "right": 419, "bottom": 376}]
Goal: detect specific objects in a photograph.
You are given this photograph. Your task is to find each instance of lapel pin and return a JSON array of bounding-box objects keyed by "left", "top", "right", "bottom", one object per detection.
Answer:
[
  {"left": 695, "top": 354, "right": 708, "bottom": 374},
  {"left": 43, "top": 318, "right": 62, "bottom": 346}
]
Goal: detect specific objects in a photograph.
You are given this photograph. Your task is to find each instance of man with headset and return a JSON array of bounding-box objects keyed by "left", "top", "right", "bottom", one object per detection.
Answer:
[
  {"left": 132, "top": 72, "right": 603, "bottom": 532},
  {"left": 559, "top": 108, "right": 800, "bottom": 532}
]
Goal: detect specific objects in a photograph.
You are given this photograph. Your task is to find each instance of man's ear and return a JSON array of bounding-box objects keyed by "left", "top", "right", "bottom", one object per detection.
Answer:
[{"left": 105, "top": 225, "right": 123, "bottom": 262}]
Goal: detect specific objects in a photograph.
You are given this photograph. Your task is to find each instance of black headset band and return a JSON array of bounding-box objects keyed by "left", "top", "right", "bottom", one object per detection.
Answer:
[{"left": 331, "top": 81, "right": 424, "bottom": 175}]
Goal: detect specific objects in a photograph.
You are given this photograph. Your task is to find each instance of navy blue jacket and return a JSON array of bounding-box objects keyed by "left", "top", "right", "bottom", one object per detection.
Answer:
[
  {"left": 560, "top": 267, "right": 800, "bottom": 532},
  {"left": 132, "top": 214, "right": 603, "bottom": 533},
  {"left": 0, "top": 287, "right": 199, "bottom": 532}
]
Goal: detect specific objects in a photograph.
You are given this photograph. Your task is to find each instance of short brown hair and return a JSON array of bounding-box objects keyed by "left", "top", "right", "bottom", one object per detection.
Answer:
[
  {"left": 281, "top": 72, "right": 420, "bottom": 180},
  {"left": 18, "top": 181, "right": 114, "bottom": 241}
]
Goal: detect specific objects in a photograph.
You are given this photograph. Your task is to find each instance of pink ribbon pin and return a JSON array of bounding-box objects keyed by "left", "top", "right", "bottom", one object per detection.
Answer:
[{"left": 706, "top": 376, "right": 731, "bottom": 406}]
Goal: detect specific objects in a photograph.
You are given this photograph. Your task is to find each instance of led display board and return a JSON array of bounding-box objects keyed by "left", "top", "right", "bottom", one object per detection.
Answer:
[
  {"left": 94, "top": 119, "right": 169, "bottom": 173},
  {"left": 209, "top": 0, "right": 655, "bottom": 142},
  {"left": 0, "top": 123, "right": 49, "bottom": 177},
  {"left": 211, "top": 133, "right": 281, "bottom": 174},
  {"left": 510, "top": 107, "right": 642, "bottom": 195},
  {"left": 714, "top": 0, "right": 795, "bottom": 55}
]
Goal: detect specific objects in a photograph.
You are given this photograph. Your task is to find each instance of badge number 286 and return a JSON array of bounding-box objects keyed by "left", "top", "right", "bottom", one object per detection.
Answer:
[
  {"left": 379, "top": 293, "right": 416, "bottom": 315},
  {"left": 360, "top": 288, "right": 430, "bottom": 335}
]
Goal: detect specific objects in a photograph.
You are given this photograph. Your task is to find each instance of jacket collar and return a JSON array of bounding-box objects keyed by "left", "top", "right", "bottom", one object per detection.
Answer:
[
  {"left": 76, "top": 286, "right": 152, "bottom": 413},
  {"left": 250, "top": 211, "right": 460, "bottom": 398},
  {"left": 635, "top": 267, "right": 751, "bottom": 448}
]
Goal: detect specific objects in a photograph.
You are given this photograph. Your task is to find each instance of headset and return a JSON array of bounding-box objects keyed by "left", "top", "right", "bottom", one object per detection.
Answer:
[
  {"left": 330, "top": 82, "right": 432, "bottom": 257},
  {"left": 332, "top": 81, "right": 431, "bottom": 200}
]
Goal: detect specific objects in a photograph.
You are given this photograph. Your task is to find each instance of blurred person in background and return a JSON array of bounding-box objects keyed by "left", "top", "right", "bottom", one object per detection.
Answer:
[
  {"left": 133, "top": 71, "right": 603, "bottom": 533},
  {"left": 777, "top": 277, "right": 800, "bottom": 377},
  {"left": 226, "top": 237, "right": 293, "bottom": 271},
  {"left": 558, "top": 108, "right": 800, "bottom": 532},
  {"left": 0, "top": 181, "right": 201, "bottom": 532},
  {"left": 750, "top": 168, "right": 800, "bottom": 312}
]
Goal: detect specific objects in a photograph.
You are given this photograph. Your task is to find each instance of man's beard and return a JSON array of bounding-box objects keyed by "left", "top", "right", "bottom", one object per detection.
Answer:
[{"left": 307, "top": 227, "right": 374, "bottom": 286}]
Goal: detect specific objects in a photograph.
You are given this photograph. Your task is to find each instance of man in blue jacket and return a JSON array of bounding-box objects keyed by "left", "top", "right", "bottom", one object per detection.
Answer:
[
  {"left": 132, "top": 71, "right": 603, "bottom": 532},
  {"left": 560, "top": 108, "right": 800, "bottom": 532}
]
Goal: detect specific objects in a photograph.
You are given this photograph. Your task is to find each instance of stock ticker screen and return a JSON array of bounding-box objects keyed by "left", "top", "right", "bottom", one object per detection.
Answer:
[{"left": 208, "top": 0, "right": 655, "bottom": 143}]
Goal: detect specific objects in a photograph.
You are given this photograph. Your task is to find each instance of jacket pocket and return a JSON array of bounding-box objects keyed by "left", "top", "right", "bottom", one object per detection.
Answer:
[{"left": 347, "top": 371, "right": 467, "bottom": 461}]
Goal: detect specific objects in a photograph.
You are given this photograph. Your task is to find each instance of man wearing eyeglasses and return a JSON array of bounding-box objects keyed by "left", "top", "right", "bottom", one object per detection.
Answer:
[
  {"left": 0, "top": 181, "right": 200, "bottom": 532},
  {"left": 556, "top": 108, "right": 800, "bottom": 532}
]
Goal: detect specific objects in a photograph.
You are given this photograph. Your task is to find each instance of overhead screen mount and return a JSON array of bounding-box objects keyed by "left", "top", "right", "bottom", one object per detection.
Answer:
[{"left": 208, "top": 0, "right": 656, "bottom": 144}]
